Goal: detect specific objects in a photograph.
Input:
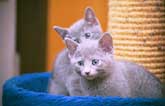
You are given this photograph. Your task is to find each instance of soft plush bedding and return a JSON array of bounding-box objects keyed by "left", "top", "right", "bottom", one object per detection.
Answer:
[{"left": 3, "top": 72, "right": 165, "bottom": 106}]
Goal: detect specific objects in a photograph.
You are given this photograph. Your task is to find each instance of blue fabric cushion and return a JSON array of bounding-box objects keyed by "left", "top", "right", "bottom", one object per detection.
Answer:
[{"left": 3, "top": 72, "right": 165, "bottom": 106}]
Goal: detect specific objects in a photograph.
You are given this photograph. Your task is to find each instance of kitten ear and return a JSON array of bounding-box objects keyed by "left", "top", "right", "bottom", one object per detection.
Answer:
[
  {"left": 84, "top": 7, "right": 98, "bottom": 25},
  {"left": 53, "top": 26, "right": 69, "bottom": 39},
  {"left": 65, "top": 38, "right": 78, "bottom": 56},
  {"left": 99, "top": 32, "right": 113, "bottom": 53}
]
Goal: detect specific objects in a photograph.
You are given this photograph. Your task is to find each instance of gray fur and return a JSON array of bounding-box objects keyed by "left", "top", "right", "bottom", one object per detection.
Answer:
[
  {"left": 48, "top": 7, "right": 102, "bottom": 96},
  {"left": 81, "top": 61, "right": 162, "bottom": 98},
  {"left": 67, "top": 33, "right": 163, "bottom": 98}
]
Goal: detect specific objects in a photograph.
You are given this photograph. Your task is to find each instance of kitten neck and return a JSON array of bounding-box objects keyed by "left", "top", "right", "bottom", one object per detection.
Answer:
[{"left": 81, "top": 75, "right": 107, "bottom": 86}]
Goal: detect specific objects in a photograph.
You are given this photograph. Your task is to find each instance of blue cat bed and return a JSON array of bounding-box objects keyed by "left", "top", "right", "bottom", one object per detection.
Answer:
[{"left": 3, "top": 72, "right": 165, "bottom": 106}]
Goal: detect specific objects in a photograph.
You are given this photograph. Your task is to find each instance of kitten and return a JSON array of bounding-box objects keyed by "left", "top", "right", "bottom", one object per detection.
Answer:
[
  {"left": 48, "top": 7, "right": 102, "bottom": 96},
  {"left": 65, "top": 32, "right": 163, "bottom": 98}
]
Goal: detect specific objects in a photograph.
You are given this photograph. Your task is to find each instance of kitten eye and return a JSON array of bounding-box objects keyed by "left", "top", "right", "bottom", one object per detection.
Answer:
[
  {"left": 92, "top": 59, "right": 99, "bottom": 65},
  {"left": 85, "top": 33, "right": 91, "bottom": 38},
  {"left": 78, "top": 60, "right": 84, "bottom": 66}
]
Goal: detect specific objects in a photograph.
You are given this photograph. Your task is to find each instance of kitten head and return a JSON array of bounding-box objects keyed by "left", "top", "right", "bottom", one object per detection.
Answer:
[
  {"left": 65, "top": 32, "right": 114, "bottom": 80},
  {"left": 53, "top": 7, "right": 102, "bottom": 43}
]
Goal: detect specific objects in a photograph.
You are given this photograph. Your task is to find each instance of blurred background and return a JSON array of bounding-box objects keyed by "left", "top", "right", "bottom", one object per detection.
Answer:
[{"left": 0, "top": 0, "right": 108, "bottom": 105}]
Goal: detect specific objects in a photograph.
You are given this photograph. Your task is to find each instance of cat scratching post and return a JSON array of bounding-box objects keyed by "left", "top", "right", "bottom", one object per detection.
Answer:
[{"left": 108, "top": 0, "right": 165, "bottom": 82}]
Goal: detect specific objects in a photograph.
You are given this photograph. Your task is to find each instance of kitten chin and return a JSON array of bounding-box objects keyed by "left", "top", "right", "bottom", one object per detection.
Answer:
[
  {"left": 83, "top": 75, "right": 96, "bottom": 80},
  {"left": 80, "top": 68, "right": 110, "bottom": 81}
]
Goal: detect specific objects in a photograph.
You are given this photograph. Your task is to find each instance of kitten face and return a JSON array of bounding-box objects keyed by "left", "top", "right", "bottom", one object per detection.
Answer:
[
  {"left": 71, "top": 50, "right": 109, "bottom": 80},
  {"left": 54, "top": 7, "right": 102, "bottom": 43},
  {"left": 65, "top": 33, "right": 114, "bottom": 80}
]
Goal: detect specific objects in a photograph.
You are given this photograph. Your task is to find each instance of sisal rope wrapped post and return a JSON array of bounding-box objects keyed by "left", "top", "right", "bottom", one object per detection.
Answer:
[{"left": 108, "top": 0, "right": 165, "bottom": 82}]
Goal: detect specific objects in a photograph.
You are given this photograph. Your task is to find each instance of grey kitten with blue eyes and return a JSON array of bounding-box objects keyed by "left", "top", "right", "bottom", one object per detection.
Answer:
[
  {"left": 65, "top": 33, "right": 163, "bottom": 98},
  {"left": 48, "top": 7, "right": 102, "bottom": 96}
]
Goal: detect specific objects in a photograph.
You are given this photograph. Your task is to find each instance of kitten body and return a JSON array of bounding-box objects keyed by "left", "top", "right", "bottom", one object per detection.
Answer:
[
  {"left": 81, "top": 60, "right": 162, "bottom": 97},
  {"left": 66, "top": 33, "right": 163, "bottom": 98},
  {"left": 48, "top": 7, "right": 102, "bottom": 96}
]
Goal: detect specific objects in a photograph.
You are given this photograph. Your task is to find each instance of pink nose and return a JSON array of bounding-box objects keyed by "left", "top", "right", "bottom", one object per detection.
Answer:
[{"left": 85, "top": 72, "right": 90, "bottom": 75}]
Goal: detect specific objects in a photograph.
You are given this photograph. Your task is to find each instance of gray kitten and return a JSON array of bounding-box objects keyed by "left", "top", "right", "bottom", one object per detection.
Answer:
[
  {"left": 48, "top": 7, "right": 102, "bottom": 96},
  {"left": 65, "top": 32, "right": 163, "bottom": 98}
]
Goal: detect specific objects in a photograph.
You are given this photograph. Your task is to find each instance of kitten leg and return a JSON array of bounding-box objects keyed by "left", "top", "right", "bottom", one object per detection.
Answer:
[
  {"left": 48, "top": 78, "right": 69, "bottom": 95},
  {"left": 66, "top": 76, "right": 84, "bottom": 96}
]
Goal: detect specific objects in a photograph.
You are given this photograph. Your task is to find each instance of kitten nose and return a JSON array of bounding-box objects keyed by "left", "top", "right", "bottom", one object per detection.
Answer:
[{"left": 85, "top": 72, "right": 90, "bottom": 75}]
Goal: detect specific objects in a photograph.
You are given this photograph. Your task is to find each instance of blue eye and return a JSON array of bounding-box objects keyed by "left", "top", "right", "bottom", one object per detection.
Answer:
[
  {"left": 78, "top": 60, "right": 84, "bottom": 66},
  {"left": 92, "top": 59, "right": 99, "bottom": 65}
]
